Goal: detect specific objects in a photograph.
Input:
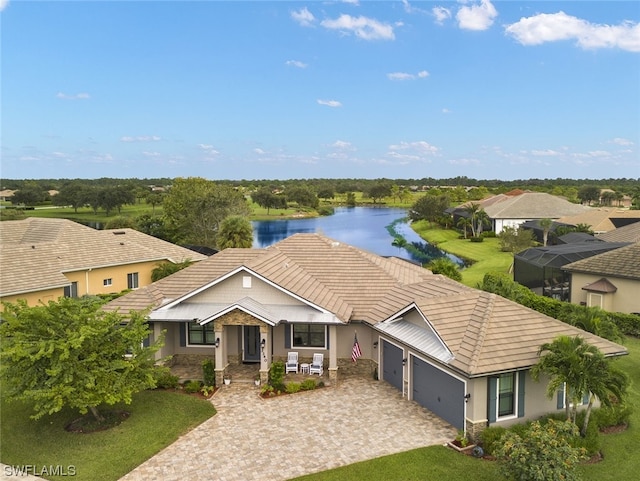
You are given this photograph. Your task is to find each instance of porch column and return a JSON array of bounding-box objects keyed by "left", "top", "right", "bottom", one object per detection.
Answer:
[
  {"left": 214, "top": 328, "right": 225, "bottom": 387},
  {"left": 328, "top": 325, "right": 338, "bottom": 384},
  {"left": 259, "top": 326, "right": 270, "bottom": 384},
  {"left": 153, "top": 322, "right": 164, "bottom": 361}
]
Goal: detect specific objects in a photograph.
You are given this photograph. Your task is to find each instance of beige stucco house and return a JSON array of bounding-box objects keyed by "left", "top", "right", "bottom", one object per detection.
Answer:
[
  {"left": 563, "top": 242, "right": 640, "bottom": 315},
  {"left": 0, "top": 217, "right": 207, "bottom": 307},
  {"left": 105, "top": 233, "right": 626, "bottom": 437}
]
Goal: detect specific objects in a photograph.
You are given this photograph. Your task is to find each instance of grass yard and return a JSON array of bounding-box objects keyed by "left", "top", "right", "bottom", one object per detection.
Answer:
[
  {"left": 0, "top": 389, "right": 216, "bottom": 481},
  {"left": 411, "top": 221, "right": 513, "bottom": 287},
  {"left": 294, "top": 337, "right": 640, "bottom": 481}
]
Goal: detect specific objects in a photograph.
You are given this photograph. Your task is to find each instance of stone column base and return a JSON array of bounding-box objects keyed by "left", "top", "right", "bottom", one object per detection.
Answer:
[
  {"left": 214, "top": 369, "right": 225, "bottom": 388},
  {"left": 328, "top": 367, "right": 339, "bottom": 384}
]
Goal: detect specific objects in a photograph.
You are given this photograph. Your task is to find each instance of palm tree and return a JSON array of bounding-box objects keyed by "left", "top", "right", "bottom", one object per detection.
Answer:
[
  {"left": 531, "top": 335, "right": 628, "bottom": 432},
  {"left": 463, "top": 203, "right": 481, "bottom": 237},
  {"left": 151, "top": 259, "right": 193, "bottom": 282},
  {"left": 216, "top": 215, "right": 254, "bottom": 249},
  {"left": 474, "top": 208, "right": 490, "bottom": 237},
  {"left": 426, "top": 257, "right": 462, "bottom": 281},
  {"left": 391, "top": 236, "right": 407, "bottom": 253},
  {"left": 456, "top": 217, "right": 472, "bottom": 239},
  {"left": 538, "top": 218, "right": 553, "bottom": 247}
]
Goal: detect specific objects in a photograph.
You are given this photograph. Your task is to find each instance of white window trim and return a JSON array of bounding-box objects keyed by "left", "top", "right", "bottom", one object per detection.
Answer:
[
  {"left": 127, "top": 272, "right": 139, "bottom": 290},
  {"left": 291, "top": 324, "right": 327, "bottom": 350},
  {"left": 559, "top": 382, "right": 589, "bottom": 409},
  {"left": 496, "top": 372, "right": 519, "bottom": 421},
  {"left": 103, "top": 278, "right": 112, "bottom": 286}
]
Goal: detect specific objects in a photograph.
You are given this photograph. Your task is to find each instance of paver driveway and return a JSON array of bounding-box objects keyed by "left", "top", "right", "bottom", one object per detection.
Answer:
[{"left": 120, "top": 377, "right": 457, "bottom": 481}]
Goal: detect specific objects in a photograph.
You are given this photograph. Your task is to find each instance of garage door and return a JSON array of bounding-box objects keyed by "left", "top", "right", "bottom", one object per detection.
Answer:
[
  {"left": 412, "top": 356, "right": 464, "bottom": 430},
  {"left": 382, "top": 340, "right": 403, "bottom": 392}
]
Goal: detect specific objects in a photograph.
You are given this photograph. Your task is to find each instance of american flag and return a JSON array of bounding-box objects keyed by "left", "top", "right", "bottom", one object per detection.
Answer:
[{"left": 351, "top": 333, "right": 362, "bottom": 362}]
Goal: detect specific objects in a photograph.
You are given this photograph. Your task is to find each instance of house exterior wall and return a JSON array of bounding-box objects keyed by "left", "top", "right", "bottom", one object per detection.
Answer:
[
  {"left": 64, "top": 261, "right": 155, "bottom": 297},
  {"left": 0, "top": 286, "right": 64, "bottom": 307},
  {"left": 189, "top": 272, "right": 307, "bottom": 306},
  {"left": 569, "top": 272, "right": 640, "bottom": 314},
  {"left": 494, "top": 218, "right": 531, "bottom": 235}
]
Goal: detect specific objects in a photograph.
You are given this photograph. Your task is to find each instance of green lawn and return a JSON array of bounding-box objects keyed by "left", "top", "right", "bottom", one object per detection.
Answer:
[
  {"left": 0, "top": 389, "right": 216, "bottom": 481},
  {"left": 411, "top": 221, "right": 513, "bottom": 287},
  {"left": 293, "top": 337, "right": 640, "bottom": 481}
]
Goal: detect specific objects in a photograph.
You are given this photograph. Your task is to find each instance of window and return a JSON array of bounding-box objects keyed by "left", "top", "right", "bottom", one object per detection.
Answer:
[
  {"left": 188, "top": 322, "right": 216, "bottom": 345},
  {"left": 127, "top": 272, "right": 139, "bottom": 289},
  {"left": 103, "top": 278, "right": 112, "bottom": 286},
  {"left": 498, "top": 372, "right": 516, "bottom": 417},
  {"left": 64, "top": 281, "right": 78, "bottom": 298},
  {"left": 557, "top": 383, "right": 589, "bottom": 409},
  {"left": 292, "top": 324, "right": 326, "bottom": 348}
]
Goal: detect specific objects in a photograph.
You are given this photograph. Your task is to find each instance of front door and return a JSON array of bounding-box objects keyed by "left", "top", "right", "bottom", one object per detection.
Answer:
[{"left": 243, "top": 326, "right": 260, "bottom": 363}]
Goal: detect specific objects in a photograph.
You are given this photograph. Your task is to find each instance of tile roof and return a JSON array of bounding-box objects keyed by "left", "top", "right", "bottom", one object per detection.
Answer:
[
  {"left": 558, "top": 208, "right": 640, "bottom": 233},
  {"left": 597, "top": 221, "right": 640, "bottom": 243},
  {"left": 481, "top": 192, "right": 591, "bottom": 219},
  {"left": 0, "top": 218, "right": 207, "bottom": 297},
  {"left": 582, "top": 278, "right": 618, "bottom": 293},
  {"left": 563, "top": 242, "right": 640, "bottom": 280},
  {"left": 105, "top": 233, "right": 627, "bottom": 376}
]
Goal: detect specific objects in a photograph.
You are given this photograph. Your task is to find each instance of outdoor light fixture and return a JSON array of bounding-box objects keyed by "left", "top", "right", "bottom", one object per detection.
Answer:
[
  {"left": 373, "top": 341, "right": 379, "bottom": 348},
  {"left": 402, "top": 358, "right": 407, "bottom": 366},
  {"left": 214, "top": 337, "right": 220, "bottom": 349},
  {"left": 464, "top": 393, "right": 471, "bottom": 403},
  {"left": 261, "top": 338, "right": 266, "bottom": 351}
]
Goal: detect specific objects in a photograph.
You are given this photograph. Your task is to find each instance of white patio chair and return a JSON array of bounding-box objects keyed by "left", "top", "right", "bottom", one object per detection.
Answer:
[
  {"left": 285, "top": 352, "right": 299, "bottom": 374},
  {"left": 309, "top": 353, "right": 324, "bottom": 376}
]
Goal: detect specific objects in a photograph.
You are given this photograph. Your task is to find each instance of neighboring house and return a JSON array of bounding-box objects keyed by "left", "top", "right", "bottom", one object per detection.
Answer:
[
  {"left": 563, "top": 242, "right": 640, "bottom": 315},
  {"left": 104, "top": 233, "right": 626, "bottom": 437},
  {"left": 451, "top": 192, "right": 591, "bottom": 235},
  {"left": 596, "top": 221, "right": 640, "bottom": 244},
  {"left": 514, "top": 242, "right": 630, "bottom": 300},
  {"left": 558, "top": 207, "right": 640, "bottom": 234},
  {"left": 0, "top": 217, "right": 207, "bottom": 307}
]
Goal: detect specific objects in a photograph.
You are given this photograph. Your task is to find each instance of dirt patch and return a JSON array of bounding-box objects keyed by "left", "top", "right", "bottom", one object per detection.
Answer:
[
  {"left": 66, "top": 410, "right": 130, "bottom": 433},
  {"left": 600, "top": 423, "right": 628, "bottom": 434}
]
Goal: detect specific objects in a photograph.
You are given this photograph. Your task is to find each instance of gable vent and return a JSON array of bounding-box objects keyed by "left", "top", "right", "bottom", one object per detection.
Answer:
[{"left": 243, "top": 276, "right": 252, "bottom": 288}]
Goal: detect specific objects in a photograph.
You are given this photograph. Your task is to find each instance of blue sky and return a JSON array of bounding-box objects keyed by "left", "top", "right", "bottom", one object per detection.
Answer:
[{"left": 1, "top": 1, "right": 639, "bottom": 181}]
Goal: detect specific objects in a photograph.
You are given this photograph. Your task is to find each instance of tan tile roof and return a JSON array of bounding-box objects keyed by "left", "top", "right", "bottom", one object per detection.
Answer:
[
  {"left": 563, "top": 242, "right": 640, "bottom": 280},
  {"left": 597, "top": 221, "right": 640, "bottom": 243},
  {"left": 417, "top": 291, "right": 625, "bottom": 376},
  {"left": 105, "top": 232, "right": 627, "bottom": 376},
  {"left": 558, "top": 208, "right": 640, "bottom": 233},
  {"left": 0, "top": 218, "right": 207, "bottom": 297},
  {"left": 481, "top": 193, "right": 591, "bottom": 219}
]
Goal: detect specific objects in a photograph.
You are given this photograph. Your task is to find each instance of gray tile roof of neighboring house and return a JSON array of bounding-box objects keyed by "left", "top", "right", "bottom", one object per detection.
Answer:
[
  {"left": 596, "top": 221, "right": 640, "bottom": 243},
  {"left": 481, "top": 192, "right": 591, "bottom": 219},
  {"left": 105, "top": 233, "right": 627, "bottom": 376},
  {"left": 563, "top": 242, "right": 640, "bottom": 280},
  {"left": 0, "top": 218, "right": 206, "bottom": 297},
  {"left": 559, "top": 208, "right": 640, "bottom": 233}
]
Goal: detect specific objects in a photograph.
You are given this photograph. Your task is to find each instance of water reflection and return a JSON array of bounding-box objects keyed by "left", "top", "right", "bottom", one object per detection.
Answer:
[{"left": 252, "top": 207, "right": 463, "bottom": 265}]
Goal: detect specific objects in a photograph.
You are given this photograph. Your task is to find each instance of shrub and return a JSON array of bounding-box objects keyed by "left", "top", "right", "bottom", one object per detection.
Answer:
[
  {"left": 495, "top": 419, "right": 587, "bottom": 481},
  {"left": 470, "top": 236, "right": 484, "bottom": 243},
  {"left": 592, "top": 403, "right": 633, "bottom": 429},
  {"left": 200, "top": 385, "right": 215, "bottom": 397},
  {"left": 285, "top": 382, "right": 301, "bottom": 394},
  {"left": 154, "top": 367, "right": 180, "bottom": 390},
  {"left": 202, "top": 359, "right": 215, "bottom": 387},
  {"left": 300, "top": 379, "right": 317, "bottom": 391},
  {"left": 479, "top": 426, "right": 506, "bottom": 455},
  {"left": 183, "top": 380, "right": 203, "bottom": 394},
  {"left": 269, "top": 360, "right": 286, "bottom": 391},
  {"left": 317, "top": 206, "right": 334, "bottom": 216}
]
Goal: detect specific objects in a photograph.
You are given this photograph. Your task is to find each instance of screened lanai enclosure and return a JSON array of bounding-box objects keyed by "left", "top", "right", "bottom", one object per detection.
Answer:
[{"left": 514, "top": 242, "right": 630, "bottom": 301}]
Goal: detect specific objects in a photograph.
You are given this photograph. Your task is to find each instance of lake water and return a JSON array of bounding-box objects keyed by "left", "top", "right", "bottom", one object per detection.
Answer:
[{"left": 252, "top": 207, "right": 463, "bottom": 265}]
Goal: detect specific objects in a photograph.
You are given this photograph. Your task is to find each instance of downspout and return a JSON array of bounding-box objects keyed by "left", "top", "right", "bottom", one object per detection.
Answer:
[{"left": 85, "top": 268, "right": 92, "bottom": 295}]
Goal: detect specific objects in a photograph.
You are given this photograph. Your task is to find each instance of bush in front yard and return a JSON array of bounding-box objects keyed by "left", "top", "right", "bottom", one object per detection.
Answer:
[
  {"left": 183, "top": 380, "right": 202, "bottom": 394},
  {"left": 478, "top": 426, "right": 506, "bottom": 455},
  {"left": 154, "top": 367, "right": 180, "bottom": 390},
  {"left": 300, "top": 379, "right": 317, "bottom": 391},
  {"left": 285, "top": 382, "right": 301, "bottom": 394}
]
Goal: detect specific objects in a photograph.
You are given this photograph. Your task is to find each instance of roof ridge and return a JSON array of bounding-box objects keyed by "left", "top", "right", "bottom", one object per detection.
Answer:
[{"left": 465, "top": 291, "right": 494, "bottom": 374}]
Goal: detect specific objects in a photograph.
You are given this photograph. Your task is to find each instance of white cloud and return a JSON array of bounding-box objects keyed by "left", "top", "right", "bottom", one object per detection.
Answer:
[
  {"left": 609, "top": 137, "right": 634, "bottom": 146},
  {"left": 317, "top": 99, "right": 342, "bottom": 107},
  {"left": 402, "top": 1, "right": 429, "bottom": 15},
  {"left": 387, "top": 70, "right": 429, "bottom": 80},
  {"left": 56, "top": 92, "right": 90, "bottom": 100},
  {"left": 456, "top": 0, "right": 498, "bottom": 31},
  {"left": 285, "top": 60, "right": 308, "bottom": 68},
  {"left": 198, "top": 144, "right": 214, "bottom": 150},
  {"left": 531, "top": 149, "right": 562, "bottom": 157},
  {"left": 505, "top": 12, "right": 640, "bottom": 52},
  {"left": 321, "top": 14, "right": 395, "bottom": 41},
  {"left": 432, "top": 6, "right": 451, "bottom": 24},
  {"left": 389, "top": 141, "right": 439, "bottom": 154},
  {"left": 291, "top": 7, "right": 315, "bottom": 27},
  {"left": 253, "top": 148, "right": 266, "bottom": 155},
  {"left": 332, "top": 140, "right": 354, "bottom": 150},
  {"left": 121, "top": 135, "right": 161, "bottom": 142},
  {"left": 448, "top": 158, "right": 480, "bottom": 166},
  {"left": 0, "top": 1, "right": 9, "bottom": 12},
  {"left": 341, "top": 0, "right": 359, "bottom": 5},
  {"left": 142, "top": 151, "right": 161, "bottom": 157},
  {"left": 442, "top": 108, "right": 451, "bottom": 114}
]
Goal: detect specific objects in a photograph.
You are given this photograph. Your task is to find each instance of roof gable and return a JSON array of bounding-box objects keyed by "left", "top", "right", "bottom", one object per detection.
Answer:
[{"left": 563, "top": 242, "right": 640, "bottom": 280}]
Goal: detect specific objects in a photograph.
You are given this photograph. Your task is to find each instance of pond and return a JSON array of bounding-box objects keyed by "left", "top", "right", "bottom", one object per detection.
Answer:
[{"left": 252, "top": 207, "right": 464, "bottom": 266}]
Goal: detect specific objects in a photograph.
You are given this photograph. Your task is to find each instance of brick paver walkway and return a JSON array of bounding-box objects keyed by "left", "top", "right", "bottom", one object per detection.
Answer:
[{"left": 120, "top": 377, "right": 457, "bottom": 481}]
